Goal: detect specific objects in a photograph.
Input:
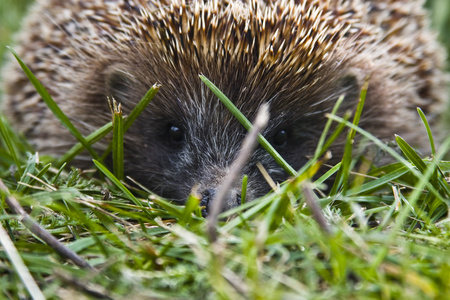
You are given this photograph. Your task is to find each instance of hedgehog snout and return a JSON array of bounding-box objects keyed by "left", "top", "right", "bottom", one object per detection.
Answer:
[{"left": 199, "top": 188, "right": 241, "bottom": 217}]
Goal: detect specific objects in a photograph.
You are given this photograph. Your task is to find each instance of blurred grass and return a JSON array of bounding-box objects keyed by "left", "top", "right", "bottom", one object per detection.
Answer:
[
  {"left": 0, "top": 0, "right": 31, "bottom": 66},
  {"left": 427, "top": 0, "right": 450, "bottom": 64}
]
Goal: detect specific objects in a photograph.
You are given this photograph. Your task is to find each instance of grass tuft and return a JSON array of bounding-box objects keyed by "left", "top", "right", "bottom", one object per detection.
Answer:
[{"left": 1, "top": 98, "right": 450, "bottom": 297}]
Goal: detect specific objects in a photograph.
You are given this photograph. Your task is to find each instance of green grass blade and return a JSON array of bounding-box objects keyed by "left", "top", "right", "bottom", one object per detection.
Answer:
[
  {"left": 93, "top": 159, "right": 143, "bottom": 208},
  {"left": 57, "top": 122, "right": 113, "bottom": 167},
  {"left": 314, "top": 95, "right": 345, "bottom": 158},
  {"left": 326, "top": 114, "right": 446, "bottom": 203},
  {"left": 101, "top": 84, "right": 159, "bottom": 161},
  {"left": 18, "top": 163, "right": 52, "bottom": 194},
  {"left": 199, "top": 74, "right": 297, "bottom": 177},
  {"left": 314, "top": 162, "right": 341, "bottom": 186},
  {"left": 330, "top": 78, "right": 369, "bottom": 195},
  {"left": 437, "top": 168, "right": 450, "bottom": 198},
  {"left": 7, "top": 47, "right": 99, "bottom": 160},
  {"left": 112, "top": 102, "right": 124, "bottom": 180},
  {"left": 395, "top": 135, "right": 438, "bottom": 186},
  {"left": 15, "top": 154, "right": 37, "bottom": 193},
  {"left": 151, "top": 197, "right": 185, "bottom": 217},
  {"left": 391, "top": 134, "right": 450, "bottom": 231},
  {"left": 319, "top": 113, "right": 351, "bottom": 157},
  {"left": 417, "top": 108, "right": 436, "bottom": 156},
  {"left": 51, "top": 162, "right": 67, "bottom": 184},
  {"left": 241, "top": 175, "right": 248, "bottom": 205},
  {"left": 346, "top": 166, "right": 410, "bottom": 196},
  {"left": 0, "top": 116, "right": 23, "bottom": 177},
  {"left": 221, "top": 195, "right": 274, "bottom": 232},
  {"left": 294, "top": 108, "right": 349, "bottom": 184},
  {"left": 349, "top": 79, "right": 369, "bottom": 141},
  {"left": 179, "top": 195, "right": 201, "bottom": 226},
  {"left": 124, "top": 84, "right": 160, "bottom": 132}
]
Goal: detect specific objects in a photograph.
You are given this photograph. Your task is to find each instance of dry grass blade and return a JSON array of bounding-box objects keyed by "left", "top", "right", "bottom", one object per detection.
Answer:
[
  {"left": 0, "top": 222, "right": 45, "bottom": 300},
  {"left": 207, "top": 104, "right": 269, "bottom": 242},
  {"left": 302, "top": 183, "right": 331, "bottom": 235}
]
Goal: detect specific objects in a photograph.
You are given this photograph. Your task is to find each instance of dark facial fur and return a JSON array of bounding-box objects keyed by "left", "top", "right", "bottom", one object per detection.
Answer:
[
  {"left": 1, "top": 0, "right": 446, "bottom": 212},
  {"left": 103, "top": 57, "right": 358, "bottom": 209}
]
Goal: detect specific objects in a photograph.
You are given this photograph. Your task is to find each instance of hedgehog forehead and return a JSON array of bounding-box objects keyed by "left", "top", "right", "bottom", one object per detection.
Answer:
[
  {"left": 106, "top": 0, "right": 364, "bottom": 77},
  {"left": 95, "top": 0, "right": 368, "bottom": 133}
]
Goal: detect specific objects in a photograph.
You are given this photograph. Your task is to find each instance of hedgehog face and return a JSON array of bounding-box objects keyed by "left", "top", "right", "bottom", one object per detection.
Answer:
[
  {"left": 103, "top": 61, "right": 359, "bottom": 213},
  {"left": 85, "top": 0, "right": 367, "bottom": 214},
  {"left": 74, "top": 0, "right": 365, "bottom": 211},
  {"left": 119, "top": 105, "right": 292, "bottom": 213},
  {"left": 107, "top": 75, "right": 277, "bottom": 210}
]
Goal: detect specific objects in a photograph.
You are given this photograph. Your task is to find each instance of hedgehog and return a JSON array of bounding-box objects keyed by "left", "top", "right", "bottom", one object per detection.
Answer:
[{"left": 1, "top": 0, "right": 447, "bottom": 212}]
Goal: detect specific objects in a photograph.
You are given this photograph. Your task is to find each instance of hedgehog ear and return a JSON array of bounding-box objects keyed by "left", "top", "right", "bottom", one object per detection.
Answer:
[
  {"left": 338, "top": 72, "right": 361, "bottom": 103},
  {"left": 105, "top": 66, "right": 134, "bottom": 102},
  {"left": 339, "top": 73, "right": 359, "bottom": 90}
]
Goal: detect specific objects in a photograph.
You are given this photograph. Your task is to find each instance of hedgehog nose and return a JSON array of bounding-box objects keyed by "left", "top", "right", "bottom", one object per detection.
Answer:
[
  {"left": 199, "top": 188, "right": 241, "bottom": 218},
  {"left": 200, "top": 189, "right": 215, "bottom": 217}
]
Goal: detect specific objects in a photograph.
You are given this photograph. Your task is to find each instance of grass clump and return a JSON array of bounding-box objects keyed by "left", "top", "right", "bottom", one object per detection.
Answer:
[{"left": 1, "top": 52, "right": 450, "bottom": 299}]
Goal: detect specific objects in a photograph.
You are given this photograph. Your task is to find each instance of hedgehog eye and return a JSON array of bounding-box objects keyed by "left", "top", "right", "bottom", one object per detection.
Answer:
[
  {"left": 169, "top": 125, "right": 184, "bottom": 143},
  {"left": 273, "top": 130, "right": 288, "bottom": 147}
]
